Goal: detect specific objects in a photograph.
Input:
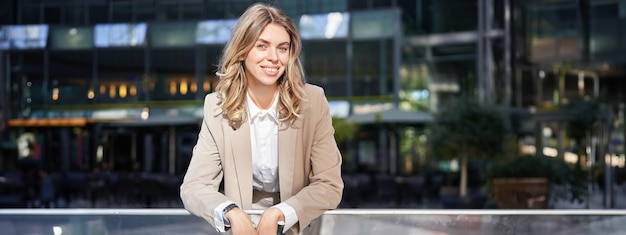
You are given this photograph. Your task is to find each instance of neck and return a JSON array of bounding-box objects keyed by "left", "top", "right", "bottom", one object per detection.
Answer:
[{"left": 248, "top": 86, "right": 277, "bottom": 110}]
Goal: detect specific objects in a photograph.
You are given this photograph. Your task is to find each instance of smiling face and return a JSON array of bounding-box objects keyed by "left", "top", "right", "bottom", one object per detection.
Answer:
[{"left": 243, "top": 23, "right": 291, "bottom": 90}]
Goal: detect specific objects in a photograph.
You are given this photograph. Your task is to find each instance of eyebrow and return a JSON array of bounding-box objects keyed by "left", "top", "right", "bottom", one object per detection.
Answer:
[{"left": 257, "top": 38, "right": 290, "bottom": 46}]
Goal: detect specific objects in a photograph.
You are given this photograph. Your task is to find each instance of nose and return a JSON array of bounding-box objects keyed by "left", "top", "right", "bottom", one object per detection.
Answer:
[{"left": 266, "top": 48, "right": 278, "bottom": 62}]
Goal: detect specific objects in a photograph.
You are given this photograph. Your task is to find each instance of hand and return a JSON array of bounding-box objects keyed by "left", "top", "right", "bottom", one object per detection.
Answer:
[
  {"left": 225, "top": 207, "right": 258, "bottom": 235},
  {"left": 256, "top": 207, "right": 285, "bottom": 235}
]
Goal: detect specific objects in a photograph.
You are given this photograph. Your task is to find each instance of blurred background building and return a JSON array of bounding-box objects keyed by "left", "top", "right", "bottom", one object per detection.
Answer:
[{"left": 0, "top": 0, "right": 624, "bottom": 208}]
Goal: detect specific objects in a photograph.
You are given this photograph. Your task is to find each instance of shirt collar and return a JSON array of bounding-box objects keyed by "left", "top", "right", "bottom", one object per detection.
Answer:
[{"left": 247, "top": 92, "right": 279, "bottom": 123}]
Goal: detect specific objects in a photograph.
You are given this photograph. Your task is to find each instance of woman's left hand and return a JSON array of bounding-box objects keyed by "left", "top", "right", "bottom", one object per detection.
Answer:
[{"left": 256, "top": 207, "right": 285, "bottom": 235}]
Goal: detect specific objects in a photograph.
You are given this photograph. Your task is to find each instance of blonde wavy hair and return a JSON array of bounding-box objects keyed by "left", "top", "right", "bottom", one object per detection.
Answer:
[{"left": 214, "top": 3, "right": 306, "bottom": 125}]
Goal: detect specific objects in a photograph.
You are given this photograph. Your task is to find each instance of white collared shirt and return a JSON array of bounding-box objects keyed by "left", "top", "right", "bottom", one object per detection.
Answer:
[
  {"left": 247, "top": 92, "right": 280, "bottom": 192},
  {"left": 212, "top": 92, "right": 298, "bottom": 234}
]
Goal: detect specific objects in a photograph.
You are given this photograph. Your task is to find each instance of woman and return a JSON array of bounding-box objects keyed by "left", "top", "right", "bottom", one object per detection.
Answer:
[{"left": 180, "top": 3, "right": 344, "bottom": 235}]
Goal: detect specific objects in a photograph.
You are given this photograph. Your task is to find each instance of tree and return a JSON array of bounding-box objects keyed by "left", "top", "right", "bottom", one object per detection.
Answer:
[
  {"left": 561, "top": 97, "right": 607, "bottom": 168},
  {"left": 332, "top": 117, "right": 358, "bottom": 171},
  {"left": 427, "top": 98, "right": 511, "bottom": 197},
  {"left": 332, "top": 118, "right": 358, "bottom": 145}
]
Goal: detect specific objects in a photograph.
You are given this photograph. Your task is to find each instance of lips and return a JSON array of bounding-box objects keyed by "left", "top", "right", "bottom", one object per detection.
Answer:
[{"left": 262, "top": 66, "right": 280, "bottom": 76}]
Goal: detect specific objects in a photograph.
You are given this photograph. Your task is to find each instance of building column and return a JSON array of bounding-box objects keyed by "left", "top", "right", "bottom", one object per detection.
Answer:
[
  {"left": 168, "top": 126, "right": 176, "bottom": 175},
  {"left": 144, "top": 134, "right": 153, "bottom": 172},
  {"left": 0, "top": 51, "right": 6, "bottom": 136},
  {"left": 60, "top": 127, "right": 71, "bottom": 171},
  {"left": 378, "top": 127, "right": 388, "bottom": 174},
  {"left": 534, "top": 69, "right": 544, "bottom": 157}
]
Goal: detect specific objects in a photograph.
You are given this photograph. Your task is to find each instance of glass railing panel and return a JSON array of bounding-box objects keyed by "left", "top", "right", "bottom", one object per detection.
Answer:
[
  {"left": 1, "top": 209, "right": 626, "bottom": 235},
  {"left": 0, "top": 209, "right": 217, "bottom": 235},
  {"left": 323, "top": 210, "right": 626, "bottom": 235}
]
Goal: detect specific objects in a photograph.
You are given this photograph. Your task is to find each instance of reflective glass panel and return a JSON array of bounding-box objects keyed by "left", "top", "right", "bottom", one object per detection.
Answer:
[{"left": 0, "top": 209, "right": 625, "bottom": 235}]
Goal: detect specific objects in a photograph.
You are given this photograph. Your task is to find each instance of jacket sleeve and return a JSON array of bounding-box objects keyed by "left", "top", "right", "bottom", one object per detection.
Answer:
[
  {"left": 180, "top": 94, "right": 232, "bottom": 230},
  {"left": 283, "top": 85, "right": 345, "bottom": 232}
]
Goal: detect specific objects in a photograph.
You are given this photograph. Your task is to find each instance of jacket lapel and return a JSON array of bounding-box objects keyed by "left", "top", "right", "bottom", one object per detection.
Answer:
[
  {"left": 278, "top": 118, "right": 300, "bottom": 200},
  {"left": 227, "top": 120, "right": 253, "bottom": 209}
]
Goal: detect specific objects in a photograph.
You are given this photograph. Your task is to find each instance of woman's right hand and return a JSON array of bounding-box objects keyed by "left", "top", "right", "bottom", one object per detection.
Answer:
[{"left": 225, "top": 207, "right": 258, "bottom": 235}]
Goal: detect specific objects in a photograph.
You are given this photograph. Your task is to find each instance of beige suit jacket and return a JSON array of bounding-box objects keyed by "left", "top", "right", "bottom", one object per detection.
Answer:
[{"left": 180, "top": 84, "right": 344, "bottom": 233}]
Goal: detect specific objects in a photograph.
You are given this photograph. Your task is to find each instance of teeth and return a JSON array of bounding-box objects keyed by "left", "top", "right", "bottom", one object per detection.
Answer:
[{"left": 264, "top": 67, "right": 278, "bottom": 72}]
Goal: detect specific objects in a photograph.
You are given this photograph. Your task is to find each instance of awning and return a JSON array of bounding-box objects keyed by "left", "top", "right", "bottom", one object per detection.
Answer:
[
  {"left": 103, "top": 115, "right": 201, "bottom": 127},
  {"left": 8, "top": 118, "right": 88, "bottom": 127},
  {"left": 346, "top": 108, "right": 433, "bottom": 124},
  {"left": 102, "top": 106, "right": 203, "bottom": 127}
]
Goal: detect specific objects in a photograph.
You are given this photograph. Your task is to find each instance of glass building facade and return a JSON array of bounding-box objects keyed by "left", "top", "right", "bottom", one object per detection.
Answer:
[{"left": 0, "top": 0, "right": 624, "bottom": 181}]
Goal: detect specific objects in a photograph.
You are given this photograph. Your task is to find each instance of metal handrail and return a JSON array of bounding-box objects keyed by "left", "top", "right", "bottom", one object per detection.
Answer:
[{"left": 0, "top": 208, "right": 625, "bottom": 216}]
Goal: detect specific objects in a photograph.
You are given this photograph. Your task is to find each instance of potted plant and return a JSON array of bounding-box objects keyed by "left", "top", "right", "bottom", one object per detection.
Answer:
[
  {"left": 482, "top": 155, "right": 587, "bottom": 209},
  {"left": 426, "top": 97, "right": 512, "bottom": 208}
]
